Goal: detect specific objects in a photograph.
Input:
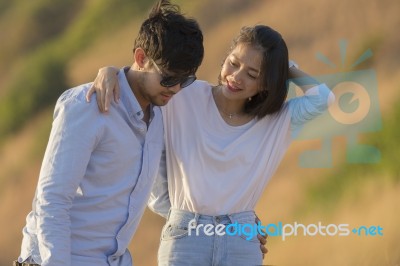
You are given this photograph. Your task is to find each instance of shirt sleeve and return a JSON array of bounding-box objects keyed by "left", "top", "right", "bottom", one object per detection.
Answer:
[
  {"left": 35, "top": 89, "right": 103, "bottom": 265},
  {"left": 288, "top": 83, "right": 335, "bottom": 137},
  {"left": 147, "top": 148, "right": 170, "bottom": 219}
]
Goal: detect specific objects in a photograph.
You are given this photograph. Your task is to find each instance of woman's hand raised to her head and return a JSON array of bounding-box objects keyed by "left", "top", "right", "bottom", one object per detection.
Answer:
[{"left": 86, "top": 66, "right": 120, "bottom": 113}]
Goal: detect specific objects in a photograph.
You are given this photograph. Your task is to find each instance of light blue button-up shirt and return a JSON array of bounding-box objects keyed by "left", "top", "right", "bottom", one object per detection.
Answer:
[{"left": 19, "top": 68, "right": 164, "bottom": 266}]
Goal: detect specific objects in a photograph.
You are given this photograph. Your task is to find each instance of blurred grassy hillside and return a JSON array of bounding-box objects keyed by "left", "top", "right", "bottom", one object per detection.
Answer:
[{"left": 1, "top": 0, "right": 399, "bottom": 265}]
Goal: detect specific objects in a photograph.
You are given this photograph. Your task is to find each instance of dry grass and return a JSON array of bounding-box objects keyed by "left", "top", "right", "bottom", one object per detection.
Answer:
[
  {"left": 262, "top": 177, "right": 400, "bottom": 266},
  {"left": 0, "top": 109, "right": 52, "bottom": 264},
  {"left": 1, "top": 0, "right": 400, "bottom": 265}
]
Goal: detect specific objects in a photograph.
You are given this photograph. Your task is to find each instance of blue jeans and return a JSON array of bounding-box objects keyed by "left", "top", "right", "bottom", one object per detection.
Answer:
[{"left": 158, "top": 209, "right": 263, "bottom": 266}]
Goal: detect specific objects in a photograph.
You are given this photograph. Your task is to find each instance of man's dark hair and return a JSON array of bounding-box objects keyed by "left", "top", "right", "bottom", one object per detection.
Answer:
[{"left": 134, "top": 0, "right": 204, "bottom": 76}]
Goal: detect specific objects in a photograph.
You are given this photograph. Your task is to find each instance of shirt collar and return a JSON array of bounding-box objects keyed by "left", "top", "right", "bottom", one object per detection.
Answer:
[{"left": 118, "top": 67, "right": 155, "bottom": 120}]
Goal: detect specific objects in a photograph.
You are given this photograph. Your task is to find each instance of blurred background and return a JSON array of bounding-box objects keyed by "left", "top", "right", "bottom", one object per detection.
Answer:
[{"left": 0, "top": 0, "right": 399, "bottom": 265}]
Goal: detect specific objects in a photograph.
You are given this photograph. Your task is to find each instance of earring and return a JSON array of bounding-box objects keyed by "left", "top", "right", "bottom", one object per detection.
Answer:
[{"left": 248, "top": 97, "right": 252, "bottom": 101}]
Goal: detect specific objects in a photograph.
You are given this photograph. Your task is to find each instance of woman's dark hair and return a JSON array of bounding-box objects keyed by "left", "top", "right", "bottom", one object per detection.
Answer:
[
  {"left": 222, "top": 25, "right": 289, "bottom": 118},
  {"left": 134, "top": 0, "right": 204, "bottom": 76}
]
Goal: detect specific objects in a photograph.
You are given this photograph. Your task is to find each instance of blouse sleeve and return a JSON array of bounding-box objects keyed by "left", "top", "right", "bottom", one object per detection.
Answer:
[
  {"left": 147, "top": 148, "right": 171, "bottom": 219},
  {"left": 288, "top": 83, "right": 335, "bottom": 137}
]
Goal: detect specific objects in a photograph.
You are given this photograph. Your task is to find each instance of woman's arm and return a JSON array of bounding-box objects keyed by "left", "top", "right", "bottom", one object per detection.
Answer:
[
  {"left": 147, "top": 149, "right": 171, "bottom": 219},
  {"left": 287, "top": 62, "right": 335, "bottom": 134},
  {"left": 288, "top": 62, "right": 321, "bottom": 93},
  {"left": 86, "top": 66, "right": 120, "bottom": 113}
]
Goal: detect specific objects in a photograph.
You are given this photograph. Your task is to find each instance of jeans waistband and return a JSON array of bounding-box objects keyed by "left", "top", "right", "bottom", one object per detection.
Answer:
[
  {"left": 13, "top": 261, "right": 40, "bottom": 266},
  {"left": 167, "top": 208, "right": 256, "bottom": 226}
]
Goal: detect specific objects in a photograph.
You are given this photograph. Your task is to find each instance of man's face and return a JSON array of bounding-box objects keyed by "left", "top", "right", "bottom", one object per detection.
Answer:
[{"left": 137, "top": 60, "right": 194, "bottom": 106}]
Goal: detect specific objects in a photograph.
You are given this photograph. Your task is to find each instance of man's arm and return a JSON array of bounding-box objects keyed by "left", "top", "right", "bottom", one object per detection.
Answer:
[{"left": 35, "top": 89, "right": 101, "bottom": 265}]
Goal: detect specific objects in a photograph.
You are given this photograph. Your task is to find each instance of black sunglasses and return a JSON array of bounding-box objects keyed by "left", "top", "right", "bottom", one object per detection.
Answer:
[{"left": 151, "top": 59, "right": 196, "bottom": 88}]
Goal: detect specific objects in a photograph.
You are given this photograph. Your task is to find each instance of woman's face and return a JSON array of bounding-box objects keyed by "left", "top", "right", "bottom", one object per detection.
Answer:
[{"left": 220, "top": 43, "right": 262, "bottom": 101}]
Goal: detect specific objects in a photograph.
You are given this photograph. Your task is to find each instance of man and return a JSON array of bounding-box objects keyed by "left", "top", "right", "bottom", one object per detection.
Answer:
[{"left": 15, "top": 1, "right": 203, "bottom": 265}]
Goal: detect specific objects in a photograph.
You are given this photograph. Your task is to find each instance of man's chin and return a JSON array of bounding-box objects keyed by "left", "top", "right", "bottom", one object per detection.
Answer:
[{"left": 151, "top": 99, "right": 170, "bottom": 107}]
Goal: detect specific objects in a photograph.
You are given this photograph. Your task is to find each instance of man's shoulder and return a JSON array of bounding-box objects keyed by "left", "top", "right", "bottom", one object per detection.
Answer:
[
  {"left": 54, "top": 82, "right": 101, "bottom": 117},
  {"left": 58, "top": 82, "right": 93, "bottom": 105}
]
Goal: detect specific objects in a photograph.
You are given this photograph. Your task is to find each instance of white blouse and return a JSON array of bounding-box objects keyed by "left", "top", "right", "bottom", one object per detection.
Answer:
[{"left": 149, "top": 80, "right": 334, "bottom": 216}]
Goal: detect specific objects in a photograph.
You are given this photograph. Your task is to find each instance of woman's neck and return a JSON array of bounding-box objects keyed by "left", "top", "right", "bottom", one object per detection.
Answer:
[
  {"left": 212, "top": 86, "right": 245, "bottom": 116},
  {"left": 212, "top": 86, "right": 253, "bottom": 125}
]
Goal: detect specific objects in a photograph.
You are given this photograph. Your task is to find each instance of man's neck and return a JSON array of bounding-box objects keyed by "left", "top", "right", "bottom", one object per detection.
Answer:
[
  {"left": 125, "top": 67, "right": 150, "bottom": 109},
  {"left": 125, "top": 67, "right": 151, "bottom": 125}
]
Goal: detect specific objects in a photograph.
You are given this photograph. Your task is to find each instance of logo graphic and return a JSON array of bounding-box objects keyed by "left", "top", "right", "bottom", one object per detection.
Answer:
[
  {"left": 187, "top": 220, "right": 384, "bottom": 241},
  {"left": 288, "top": 40, "right": 381, "bottom": 168}
]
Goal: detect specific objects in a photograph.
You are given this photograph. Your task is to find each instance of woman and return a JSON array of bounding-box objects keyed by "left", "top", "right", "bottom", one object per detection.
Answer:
[{"left": 88, "top": 25, "right": 334, "bottom": 265}]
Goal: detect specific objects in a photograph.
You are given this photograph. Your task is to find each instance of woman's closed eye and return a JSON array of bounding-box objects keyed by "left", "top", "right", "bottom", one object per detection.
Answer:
[
  {"left": 229, "top": 60, "right": 238, "bottom": 67},
  {"left": 230, "top": 59, "right": 258, "bottom": 79},
  {"left": 248, "top": 73, "right": 257, "bottom": 79}
]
